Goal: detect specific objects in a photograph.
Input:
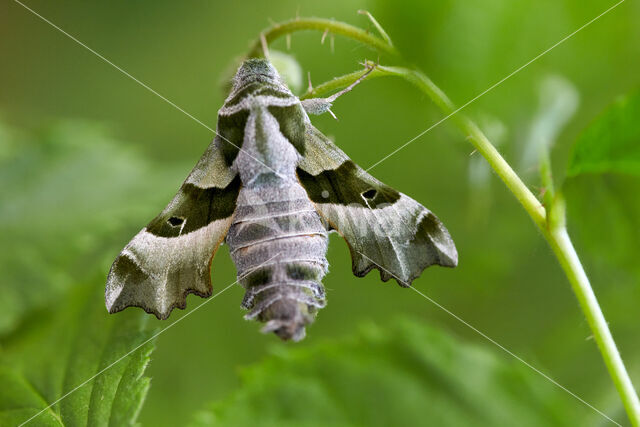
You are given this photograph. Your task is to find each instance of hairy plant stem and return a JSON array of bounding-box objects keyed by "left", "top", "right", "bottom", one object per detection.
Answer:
[
  {"left": 257, "top": 18, "right": 640, "bottom": 425},
  {"left": 246, "top": 18, "right": 398, "bottom": 59}
]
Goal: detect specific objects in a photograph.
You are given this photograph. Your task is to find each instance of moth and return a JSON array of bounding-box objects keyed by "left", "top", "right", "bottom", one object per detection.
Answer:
[{"left": 106, "top": 59, "right": 457, "bottom": 341}]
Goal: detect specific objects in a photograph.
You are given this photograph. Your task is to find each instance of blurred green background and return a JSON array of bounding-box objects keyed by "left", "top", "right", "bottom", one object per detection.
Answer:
[{"left": 1, "top": 0, "right": 639, "bottom": 425}]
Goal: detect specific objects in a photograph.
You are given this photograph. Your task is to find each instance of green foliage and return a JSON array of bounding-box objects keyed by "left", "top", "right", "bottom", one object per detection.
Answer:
[
  {"left": 0, "top": 121, "right": 179, "bottom": 335},
  {"left": 568, "top": 90, "right": 640, "bottom": 177},
  {"left": 565, "top": 175, "right": 640, "bottom": 278},
  {"left": 564, "top": 89, "right": 640, "bottom": 287},
  {"left": 191, "top": 319, "right": 580, "bottom": 427},
  {"left": 0, "top": 121, "right": 164, "bottom": 425},
  {"left": 2, "top": 2, "right": 640, "bottom": 425},
  {"left": 562, "top": 92, "right": 640, "bottom": 393},
  {"left": 0, "top": 284, "right": 155, "bottom": 426}
]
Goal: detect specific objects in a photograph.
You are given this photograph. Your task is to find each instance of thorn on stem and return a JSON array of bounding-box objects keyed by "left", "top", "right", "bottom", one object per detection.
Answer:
[
  {"left": 531, "top": 185, "right": 547, "bottom": 199},
  {"left": 357, "top": 9, "right": 394, "bottom": 46},
  {"left": 538, "top": 187, "right": 548, "bottom": 199},
  {"left": 260, "top": 33, "right": 270, "bottom": 59},
  {"left": 321, "top": 28, "right": 329, "bottom": 45}
]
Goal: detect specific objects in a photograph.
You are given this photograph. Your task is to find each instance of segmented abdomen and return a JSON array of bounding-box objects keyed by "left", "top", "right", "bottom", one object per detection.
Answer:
[{"left": 226, "top": 180, "right": 328, "bottom": 341}]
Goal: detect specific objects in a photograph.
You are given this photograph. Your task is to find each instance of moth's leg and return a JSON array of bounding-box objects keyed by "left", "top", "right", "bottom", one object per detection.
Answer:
[{"left": 301, "top": 63, "right": 376, "bottom": 118}]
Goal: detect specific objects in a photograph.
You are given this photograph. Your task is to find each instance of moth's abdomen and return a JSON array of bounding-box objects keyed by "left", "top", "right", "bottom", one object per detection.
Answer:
[{"left": 227, "top": 183, "right": 328, "bottom": 341}]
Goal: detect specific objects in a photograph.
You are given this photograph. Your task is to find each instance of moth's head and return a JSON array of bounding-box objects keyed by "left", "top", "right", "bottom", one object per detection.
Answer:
[{"left": 233, "top": 58, "right": 281, "bottom": 89}]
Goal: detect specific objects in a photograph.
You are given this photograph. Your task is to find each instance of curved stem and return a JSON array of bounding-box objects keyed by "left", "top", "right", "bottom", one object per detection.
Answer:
[
  {"left": 246, "top": 18, "right": 398, "bottom": 59},
  {"left": 254, "top": 17, "right": 640, "bottom": 425},
  {"left": 303, "top": 64, "right": 640, "bottom": 425},
  {"left": 546, "top": 227, "right": 640, "bottom": 426}
]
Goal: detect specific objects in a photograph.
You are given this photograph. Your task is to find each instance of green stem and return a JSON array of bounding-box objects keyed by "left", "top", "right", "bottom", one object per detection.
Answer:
[
  {"left": 246, "top": 18, "right": 398, "bottom": 59},
  {"left": 255, "top": 18, "right": 640, "bottom": 425},
  {"left": 301, "top": 68, "right": 381, "bottom": 99},
  {"left": 546, "top": 227, "right": 640, "bottom": 426},
  {"left": 303, "top": 65, "right": 640, "bottom": 425}
]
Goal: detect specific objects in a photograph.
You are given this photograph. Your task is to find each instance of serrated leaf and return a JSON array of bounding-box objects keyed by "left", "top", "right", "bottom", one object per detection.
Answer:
[
  {"left": 0, "top": 283, "right": 155, "bottom": 426},
  {"left": 191, "top": 319, "right": 583, "bottom": 427},
  {"left": 568, "top": 90, "right": 640, "bottom": 177}
]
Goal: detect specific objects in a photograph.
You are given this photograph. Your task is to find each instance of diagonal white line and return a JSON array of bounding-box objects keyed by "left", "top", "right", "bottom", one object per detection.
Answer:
[
  {"left": 18, "top": 252, "right": 283, "bottom": 426},
  {"left": 12, "top": 0, "right": 213, "bottom": 131},
  {"left": 355, "top": 250, "right": 621, "bottom": 426},
  {"left": 11, "top": 0, "right": 288, "bottom": 180},
  {"left": 409, "top": 286, "right": 621, "bottom": 426},
  {"left": 18, "top": 283, "right": 236, "bottom": 426},
  {"left": 11, "top": 0, "right": 626, "bottom": 424},
  {"left": 365, "top": 0, "right": 626, "bottom": 172}
]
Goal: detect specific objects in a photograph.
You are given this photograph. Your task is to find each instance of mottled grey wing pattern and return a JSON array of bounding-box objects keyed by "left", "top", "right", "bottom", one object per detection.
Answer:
[
  {"left": 106, "top": 137, "right": 240, "bottom": 319},
  {"left": 297, "top": 125, "right": 458, "bottom": 287}
]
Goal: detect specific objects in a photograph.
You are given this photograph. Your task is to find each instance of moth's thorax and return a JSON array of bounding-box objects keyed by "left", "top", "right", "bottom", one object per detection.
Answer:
[
  {"left": 231, "top": 59, "right": 283, "bottom": 90},
  {"left": 219, "top": 81, "right": 299, "bottom": 117},
  {"left": 232, "top": 105, "right": 298, "bottom": 186},
  {"left": 222, "top": 60, "right": 297, "bottom": 113}
]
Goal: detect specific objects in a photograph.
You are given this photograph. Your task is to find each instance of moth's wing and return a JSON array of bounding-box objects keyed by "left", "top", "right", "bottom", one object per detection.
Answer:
[
  {"left": 297, "top": 125, "right": 457, "bottom": 287},
  {"left": 106, "top": 137, "right": 241, "bottom": 319}
]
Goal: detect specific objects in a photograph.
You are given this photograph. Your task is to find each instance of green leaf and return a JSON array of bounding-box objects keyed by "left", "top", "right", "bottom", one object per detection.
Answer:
[
  {"left": 563, "top": 91, "right": 640, "bottom": 330},
  {"left": 0, "top": 120, "right": 180, "bottom": 336},
  {"left": 191, "top": 319, "right": 582, "bottom": 427},
  {"left": 564, "top": 175, "right": 640, "bottom": 329},
  {"left": 0, "top": 283, "right": 156, "bottom": 426},
  {"left": 567, "top": 90, "right": 640, "bottom": 176}
]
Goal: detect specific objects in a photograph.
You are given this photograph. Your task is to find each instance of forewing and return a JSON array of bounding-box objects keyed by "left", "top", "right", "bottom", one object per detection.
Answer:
[
  {"left": 106, "top": 137, "right": 240, "bottom": 319},
  {"left": 297, "top": 125, "right": 457, "bottom": 287}
]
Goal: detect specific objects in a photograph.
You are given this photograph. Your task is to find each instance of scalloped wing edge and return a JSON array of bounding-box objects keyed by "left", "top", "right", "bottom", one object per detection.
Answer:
[{"left": 105, "top": 219, "right": 231, "bottom": 319}]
